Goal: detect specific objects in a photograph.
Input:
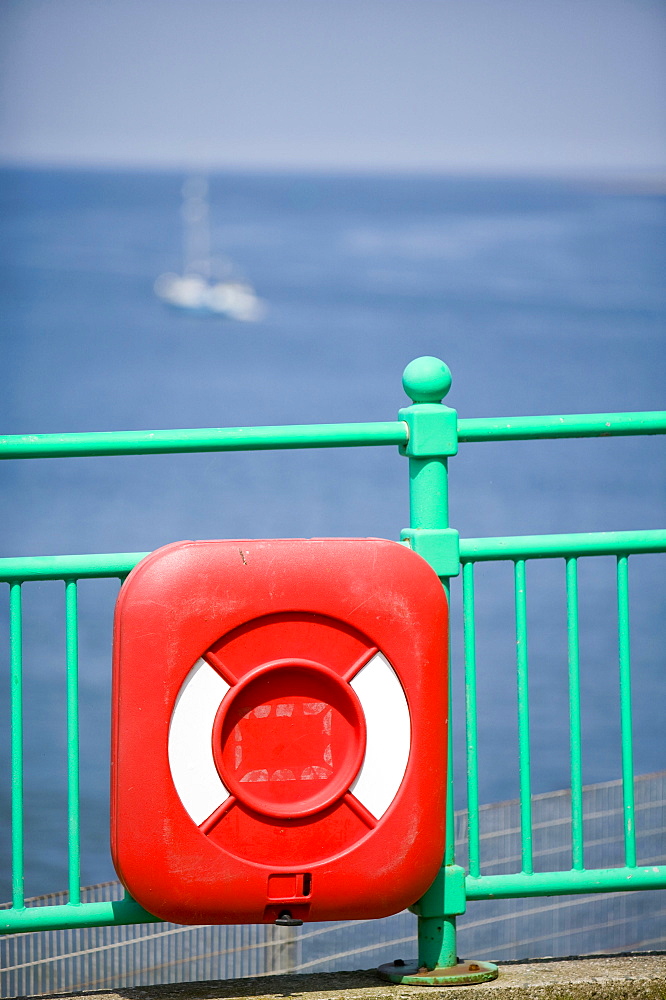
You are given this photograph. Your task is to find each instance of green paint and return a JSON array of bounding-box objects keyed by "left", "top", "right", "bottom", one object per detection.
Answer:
[
  {"left": 463, "top": 561, "right": 481, "bottom": 878},
  {"left": 378, "top": 958, "right": 498, "bottom": 986},
  {"left": 399, "top": 527, "right": 460, "bottom": 577},
  {"left": 461, "top": 529, "right": 666, "bottom": 561},
  {"left": 65, "top": 580, "right": 81, "bottom": 904},
  {"left": 514, "top": 559, "right": 533, "bottom": 875},
  {"left": 0, "top": 421, "right": 407, "bottom": 460},
  {"left": 401, "top": 356, "right": 452, "bottom": 404},
  {"left": 0, "top": 552, "right": 148, "bottom": 581},
  {"left": 566, "top": 557, "right": 585, "bottom": 872},
  {"left": 0, "top": 895, "right": 160, "bottom": 933},
  {"left": 399, "top": 406, "right": 458, "bottom": 458},
  {"left": 617, "top": 556, "right": 637, "bottom": 869},
  {"left": 400, "top": 361, "right": 466, "bottom": 975},
  {"left": 466, "top": 865, "right": 666, "bottom": 899},
  {"left": 459, "top": 411, "right": 666, "bottom": 441},
  {"left": 9, "top": 584, "right": 24, "bottom": 911},
  {"left": 411, "top": 866, "right": 467, "bottom": 917},
  {"left": 1, "top": 356, "right": 665, "bottom": 963}
]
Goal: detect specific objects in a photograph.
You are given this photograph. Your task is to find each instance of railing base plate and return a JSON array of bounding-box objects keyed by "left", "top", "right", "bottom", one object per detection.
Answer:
[{"left": 378, "top": 959, "right": 498, "bottom": 986}]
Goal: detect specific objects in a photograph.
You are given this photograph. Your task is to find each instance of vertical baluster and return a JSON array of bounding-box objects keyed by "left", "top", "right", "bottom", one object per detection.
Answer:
[
  {"left": 514, "top": 559, "right": 533, "bottom": 874},
  {"left": 10, "top": 582, "right": 25, "bottom": 910},
  {"left": 566, "top": 557, "right": 584, "bottom": 870},
  {"left": 65, "top": 579, "right": 81, "bottom": 903},
  {"left": 463, "top": 560, "right": 481, "bottom": 877},
  {"left": 617, "top": 555, "right": 636, "bottom": 867}
]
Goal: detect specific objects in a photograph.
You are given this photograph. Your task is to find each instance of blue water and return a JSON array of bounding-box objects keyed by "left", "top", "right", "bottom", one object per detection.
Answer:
[{"left": 1, "top": 168, "right": 664, "bottom": 901}]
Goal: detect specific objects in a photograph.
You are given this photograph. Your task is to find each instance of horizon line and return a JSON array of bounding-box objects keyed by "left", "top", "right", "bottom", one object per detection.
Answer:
[{"left": 2, "top": 157, "right": 666, "bottom": 189}]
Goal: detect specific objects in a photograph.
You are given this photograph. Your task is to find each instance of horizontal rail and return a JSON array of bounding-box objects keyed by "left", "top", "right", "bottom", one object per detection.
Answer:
[
  {"left": 0, "top": 422, "right": 408, "bottom": 459},
  {"left": 460, "top": 529, "right": 666, "bottom": 562},
  {"left": 3, "top": 531, "right": 665, "bottom": 938},
  {"left": 5, "top": 867, "right": 663, "bottom": 933},
  {"left": 466, "top": 865, "right": 666, "bottom": 900},
  {"left": 0, "top": 553, "right": 148, "bottom": 582},
  {"left": 0, "top": 896, "right": 160, "bottom": 934},
  {"left": 2, "top": 410, "right": 665, "bottom": 461},
  {"left": 2, "top": 530, "right": 664, "bottom": 582},
  {"left": 458, "top": 411, "right": 666, "bottom": 442}
]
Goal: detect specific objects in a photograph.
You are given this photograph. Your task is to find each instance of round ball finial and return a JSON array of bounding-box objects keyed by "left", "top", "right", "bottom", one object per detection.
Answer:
[{"left": 402, "top": 356, "right": 452, "bottom": 403}]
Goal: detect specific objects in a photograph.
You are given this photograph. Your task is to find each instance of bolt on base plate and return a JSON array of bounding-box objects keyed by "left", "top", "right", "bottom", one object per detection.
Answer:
[{"left": 378, "top": 959, "right": 498, "bottom": 986}]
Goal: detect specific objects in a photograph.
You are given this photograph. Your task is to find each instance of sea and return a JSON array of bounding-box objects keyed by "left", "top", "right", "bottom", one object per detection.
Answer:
[{"left": 0, "top": 167, "right": 664, "bottom": 905}]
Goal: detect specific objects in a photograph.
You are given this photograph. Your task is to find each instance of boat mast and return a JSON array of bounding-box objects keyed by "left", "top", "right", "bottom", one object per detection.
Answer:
[{"left": 181, "top": 175, "right": 211, "bottom": 279}]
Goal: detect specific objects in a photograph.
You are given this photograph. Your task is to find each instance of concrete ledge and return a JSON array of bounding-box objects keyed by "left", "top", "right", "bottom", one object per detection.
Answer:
[{"left": 30, "top": 953, "right": 666, "bottom": 1000}]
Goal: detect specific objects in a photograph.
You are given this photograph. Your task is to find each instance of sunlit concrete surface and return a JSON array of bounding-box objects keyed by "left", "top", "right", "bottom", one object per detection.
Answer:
[{"left": 19, "top": 953, "right": 666, "bottom": 1000}]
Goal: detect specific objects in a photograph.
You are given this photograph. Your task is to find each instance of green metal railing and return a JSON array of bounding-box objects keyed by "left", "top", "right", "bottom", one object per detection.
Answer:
[
  {"left": 459, "top": 532, "right": 665, "bottom": 893},
  {"left": 2, "top": 357, "right": 665, "bottom": 983}
]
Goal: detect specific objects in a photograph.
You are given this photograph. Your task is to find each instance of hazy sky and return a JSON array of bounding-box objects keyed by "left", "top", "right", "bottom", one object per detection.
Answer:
[{"left": 1, "top": 0, "right": 665, "bottom": 174}]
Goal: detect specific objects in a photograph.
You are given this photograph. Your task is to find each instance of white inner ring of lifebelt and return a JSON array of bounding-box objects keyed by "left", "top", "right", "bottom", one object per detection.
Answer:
[
  {"left": 168, "top": 652, "right": 411, "bottom": 827},
  {"left": 168, "top": 659, "right": 231, "bottom": 826}
]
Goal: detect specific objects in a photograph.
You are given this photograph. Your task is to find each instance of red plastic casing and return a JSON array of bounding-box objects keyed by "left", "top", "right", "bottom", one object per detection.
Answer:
[{"left": 111, "top": 538, "right": 448, "bottom": 925}]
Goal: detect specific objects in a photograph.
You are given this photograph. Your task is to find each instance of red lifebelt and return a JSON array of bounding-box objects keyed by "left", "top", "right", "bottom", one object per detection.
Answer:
[{"left": 112, "top": 538, "right": 447, "bottom": 924}]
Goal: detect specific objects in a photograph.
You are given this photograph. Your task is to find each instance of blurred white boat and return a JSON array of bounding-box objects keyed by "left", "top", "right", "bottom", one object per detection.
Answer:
[
  {"left": 154, "top": 272, "right": 264, "bottom": 321},
  {"left": 155, "top": 176, "right": 264, "bottom": 322}
]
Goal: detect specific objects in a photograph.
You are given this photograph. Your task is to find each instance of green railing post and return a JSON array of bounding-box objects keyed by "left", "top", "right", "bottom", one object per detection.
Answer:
[{"left": 379, "top": 358, "right": 497, "bottom": 987}]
